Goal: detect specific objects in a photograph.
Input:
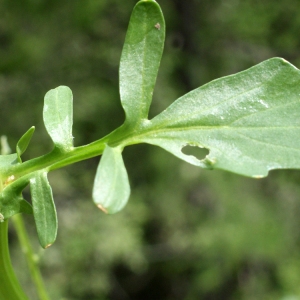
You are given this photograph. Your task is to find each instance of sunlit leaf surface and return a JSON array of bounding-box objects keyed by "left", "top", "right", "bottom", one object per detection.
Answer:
[
  {"left": 43, "top": 86, "right": 73, "bottom": 151},
  {"left": 139, "top": 58, "right": 300, "bottom": 177},
  {"left": 119, "top": 0, "right": 165, "bottom": 124}
]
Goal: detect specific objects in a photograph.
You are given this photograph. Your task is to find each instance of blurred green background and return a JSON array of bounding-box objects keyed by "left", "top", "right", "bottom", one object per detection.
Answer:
[{"left": 1, "top": 0, "right": 300, "bottom": 299}]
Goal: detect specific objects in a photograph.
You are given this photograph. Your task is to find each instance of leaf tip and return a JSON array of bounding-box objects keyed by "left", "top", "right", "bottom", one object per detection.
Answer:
[
  {"left": 252, "top": 175, "right": 264, "bottom": 179},
  {"left": 45, "top": 243, "right": 53, "bottom": 249},
  {"left": 96, "top": 204, "right": 108, "bottom": 214}
]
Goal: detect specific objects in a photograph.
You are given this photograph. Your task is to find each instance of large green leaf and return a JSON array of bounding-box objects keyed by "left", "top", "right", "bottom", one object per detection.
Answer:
[
  {"left": 119, "top": 0, "right": 165, "bottom": 124},
  {"left": 43, "top": 86, "right": 73, "bottom": 151},
  {"left": 137, "top": 58, "right": 300, "bottom": 177},
  {"left": 30, "top": 172, "right": 57, "bottom": 248},
  {"left": 93, "top": 145, "right": 130, "bottom": 214}
]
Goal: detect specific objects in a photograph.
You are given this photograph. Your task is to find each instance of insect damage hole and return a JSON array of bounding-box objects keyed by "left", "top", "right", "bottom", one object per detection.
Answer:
[{"left": 181, "top": 145, "right": 209, "bottom": 160}]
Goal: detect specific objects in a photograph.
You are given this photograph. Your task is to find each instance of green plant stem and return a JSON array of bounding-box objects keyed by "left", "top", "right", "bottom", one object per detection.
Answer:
[
  {"left": 0, "top": 220, "right": 29, "bottom": 300},
  {"left": 12, "top": 214, "right": 50, "bottom": 300},
  {"left": 2, "top": 122, "right": 144, "bottom": 180},
  {"left": 2, "top": 126, "right": 116, "bottom": 180}
]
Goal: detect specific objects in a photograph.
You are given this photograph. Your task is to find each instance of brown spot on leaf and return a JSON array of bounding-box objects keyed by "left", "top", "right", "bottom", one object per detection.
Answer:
[{"left": 4, "top": 175, "right": 15, "bottom": 186}]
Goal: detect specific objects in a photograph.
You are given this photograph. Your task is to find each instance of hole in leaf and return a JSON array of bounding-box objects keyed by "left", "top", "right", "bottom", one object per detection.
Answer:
[{"left": 181, "top": 145, "right": 209, "bottom": 160}]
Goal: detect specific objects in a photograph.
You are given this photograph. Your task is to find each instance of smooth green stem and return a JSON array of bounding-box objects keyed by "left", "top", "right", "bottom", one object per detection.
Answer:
[
  {"left": 12, "top": 214, "right": 50, "bottom": 300},
  {"left": 0, "top": 220, "right": 29, "bottom": 300},
  {"left": 4, "top": 135, "right": 109, "bottom": 180},
  {"left": 2, "top": 121, "right": 143, "bottom": 181},
  {"left": 2, "top": 123, "right": 126, "bottom": 180}
]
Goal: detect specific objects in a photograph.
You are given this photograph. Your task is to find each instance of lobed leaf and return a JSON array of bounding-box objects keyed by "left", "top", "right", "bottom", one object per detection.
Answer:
[
  {"left": 119, "top": 0, "right": 165, "bottom": 124},
  {"left": 93, "top": 145, "right": 130, "bottom": 214},
  {"left": 138, "top": 58, "right": 300, "bottom": 177},
  {"left": 16, "top": 126, "right": 35, "bottom": 162},
  {"left": 43, "top": 86, "right": 73, "bottom": 151},
  {"left": 30, "top": 172, "right": 57, "bottom": 248}
]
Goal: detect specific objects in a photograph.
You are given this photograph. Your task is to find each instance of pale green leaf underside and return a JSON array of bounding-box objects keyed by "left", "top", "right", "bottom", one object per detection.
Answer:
[
  {"left": 138, "top": 58, "right": 300, "bottom": 177},
  {"left": 93, "top": 145, "right": 130, "bottom": 214},
  {"left": 119, "top": 0, "right": 165, "bottom": 124},
  {"left": 30, "top": 172, "right": 57, "bottom": 248},
  {"left": 43, "top": 86, "right": 73, "bottom": 151}
]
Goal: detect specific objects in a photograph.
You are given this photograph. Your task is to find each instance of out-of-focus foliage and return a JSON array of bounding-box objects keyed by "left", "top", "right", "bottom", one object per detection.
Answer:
[{"left": 2, "top": 0, "right": 300, "bottom": 299}]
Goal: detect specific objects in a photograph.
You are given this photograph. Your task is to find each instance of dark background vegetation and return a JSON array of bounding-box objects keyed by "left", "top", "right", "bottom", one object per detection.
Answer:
[{"left": 1, "top": 0, "right": 300, "bottom": 299}]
